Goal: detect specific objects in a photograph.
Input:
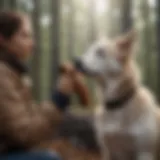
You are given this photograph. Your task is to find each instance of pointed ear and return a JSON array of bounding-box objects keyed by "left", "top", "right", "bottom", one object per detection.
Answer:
[
  {"left": 116, "top": 29, "right": 137, "bottom": 50},
  {"left": 116, "top": 29, "right": 137, "bottom": 63}
]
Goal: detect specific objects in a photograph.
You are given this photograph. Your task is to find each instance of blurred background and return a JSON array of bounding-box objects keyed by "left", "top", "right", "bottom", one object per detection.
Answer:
[{"left": 1, "top": 0, "right": 160, "bottom": 108}]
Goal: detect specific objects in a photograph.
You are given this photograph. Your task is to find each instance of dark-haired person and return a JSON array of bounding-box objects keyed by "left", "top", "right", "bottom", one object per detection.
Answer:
[{"left": 0, "top": 11, "right": 77, "bottom": 160}]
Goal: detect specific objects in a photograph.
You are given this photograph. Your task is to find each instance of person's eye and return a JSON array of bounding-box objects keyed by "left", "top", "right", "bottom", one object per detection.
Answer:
[{"left": 96, "top": 48, "right": 106, "bottom": 58}]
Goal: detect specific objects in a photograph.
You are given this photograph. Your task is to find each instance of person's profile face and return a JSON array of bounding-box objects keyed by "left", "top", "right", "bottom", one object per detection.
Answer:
[{"left": 6, "top": 16, "right": 34, "bottom": 61}]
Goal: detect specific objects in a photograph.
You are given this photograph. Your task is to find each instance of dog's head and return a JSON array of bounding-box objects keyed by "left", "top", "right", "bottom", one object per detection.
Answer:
[{"left": 75, "top": 30, "right": 137, "bottom": 81}]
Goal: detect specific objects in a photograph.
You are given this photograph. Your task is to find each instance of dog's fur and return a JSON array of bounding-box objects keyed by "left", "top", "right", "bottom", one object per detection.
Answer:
[{"left": 77, "top": 30, "right": 160, "bottom": 160}]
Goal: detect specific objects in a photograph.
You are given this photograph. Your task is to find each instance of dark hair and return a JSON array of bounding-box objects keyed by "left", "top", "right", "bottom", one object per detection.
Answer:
[{"left": 0, "top": 11, "right": 23, "bottom": 39}]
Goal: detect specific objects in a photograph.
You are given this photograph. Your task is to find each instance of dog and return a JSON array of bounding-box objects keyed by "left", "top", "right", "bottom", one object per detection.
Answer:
[{"left": 75, "top": 30, "right": 160, "bottom": 160}]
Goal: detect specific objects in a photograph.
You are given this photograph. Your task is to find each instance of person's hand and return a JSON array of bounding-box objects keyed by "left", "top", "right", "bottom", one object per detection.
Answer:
[
  {"left": 56, "top": 62, "right": 90, "bottom": 106},
  {"left": 56, "top": 75, "right": 74, "bottom": 95},
  {"left": 57, "top": 64, "right": 85, "bottom": 95}
]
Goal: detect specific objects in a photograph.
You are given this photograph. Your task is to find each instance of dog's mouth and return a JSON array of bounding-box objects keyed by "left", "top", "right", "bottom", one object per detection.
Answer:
[{"left": 74, "top": 58, "right": 99, "bottom": 77}]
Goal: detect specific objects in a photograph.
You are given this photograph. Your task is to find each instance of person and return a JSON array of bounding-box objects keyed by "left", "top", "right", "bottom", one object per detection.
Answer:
[{"left": 0, "top": 11, "right": 79, "bottom": 160}]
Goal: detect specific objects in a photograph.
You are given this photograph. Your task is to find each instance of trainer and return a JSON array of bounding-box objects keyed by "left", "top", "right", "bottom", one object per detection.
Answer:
[{"left": 0, "top": 11, "right": 77, "bottom": 160}]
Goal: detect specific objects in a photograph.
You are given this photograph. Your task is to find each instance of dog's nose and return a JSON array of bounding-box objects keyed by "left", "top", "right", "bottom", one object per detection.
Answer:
[{"left": 73, "top": 58, "right": 85, "bottom": 73}]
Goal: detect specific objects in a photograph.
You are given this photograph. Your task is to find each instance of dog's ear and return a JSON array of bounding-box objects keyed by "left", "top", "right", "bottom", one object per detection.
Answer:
[
  {"left": 116, "top": 29, "right": 136, "bottom": 50},
  {"left": 116, "top": 29, "right": 137, "bottom": 62}
]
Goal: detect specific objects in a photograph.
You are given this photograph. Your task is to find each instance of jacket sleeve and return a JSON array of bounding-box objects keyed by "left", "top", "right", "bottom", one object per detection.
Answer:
[{"left": 0, "top": 67, "right": 62, "bottom": 149}]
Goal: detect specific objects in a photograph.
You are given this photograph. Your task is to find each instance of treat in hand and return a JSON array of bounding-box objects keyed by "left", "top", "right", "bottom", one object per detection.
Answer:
[
  {"left": 56, "top": 75, "right": 74, "bottom": 95},
  {"left": 59, "top": 62, "right": 90, "bottom": 106}
]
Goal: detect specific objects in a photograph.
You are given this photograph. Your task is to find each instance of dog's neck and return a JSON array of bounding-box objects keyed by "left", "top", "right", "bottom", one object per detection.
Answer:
[{"left": 103, "top": 61, "right": 140, "bottom": 109}]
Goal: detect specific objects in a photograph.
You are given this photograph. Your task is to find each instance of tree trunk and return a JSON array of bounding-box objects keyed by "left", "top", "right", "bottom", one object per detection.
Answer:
[
  {"left": 67, "top": 0, "right": 75, "bottom": 60},
  {"left": 121, "top": 0, "right": 132, "bottom": 33},
  {"left": 107, "top": 0, "right": 122, "bottom": 36},
  {"left": 141, "top": 0, "right": 152, "bottom": 89},
  {"left": 8, "top": 0, "right": 17, "bottom": 10},
  {"left": 31, "top": 0, "right": 42, "bottom": 101},
  {"left": 87, "top": 0, "right": 97, "bottom": 105},
  {"left": 157, "top": 0, "right": 160, "bottom": 102},
  {"left": 50, "top": 0, "right": 61, "bottom": 91},
  {"left": 0, "top": 0, "right": 5, "bottom": 9},
  {"left": 88, "top": 0, "right": 97, "bottom": 43}
]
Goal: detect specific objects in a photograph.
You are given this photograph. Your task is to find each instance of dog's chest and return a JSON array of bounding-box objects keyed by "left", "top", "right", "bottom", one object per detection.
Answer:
[
  {"left": 103, "top": 116, "right": 136, "bottom": 159},
  {"left": 95, "top": 108, "right": 158, "bottom": 159}
]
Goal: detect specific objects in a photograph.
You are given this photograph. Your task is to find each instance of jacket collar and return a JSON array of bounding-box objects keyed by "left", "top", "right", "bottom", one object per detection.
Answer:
[{"left": 0, "top": 51, "right": 28, "bottom": 75}]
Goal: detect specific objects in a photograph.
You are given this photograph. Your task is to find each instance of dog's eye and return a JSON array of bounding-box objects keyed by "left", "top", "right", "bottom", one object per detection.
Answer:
[{"left": 96, "top": 48, "right": 106, "bottom": 58}]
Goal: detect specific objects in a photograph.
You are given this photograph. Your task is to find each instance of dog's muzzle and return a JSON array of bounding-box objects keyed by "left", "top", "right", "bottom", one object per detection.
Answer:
[
  {"left": 74, "top": 58, "right": 99, "bottom": 76},
  {"left": 74, "top": 58, "right": 88, "bottom": 74}
]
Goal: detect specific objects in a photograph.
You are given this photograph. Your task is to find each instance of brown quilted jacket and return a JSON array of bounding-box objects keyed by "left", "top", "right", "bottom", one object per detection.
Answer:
[{"left": 0, "top": 52, "right": 62, "bottom": 153}]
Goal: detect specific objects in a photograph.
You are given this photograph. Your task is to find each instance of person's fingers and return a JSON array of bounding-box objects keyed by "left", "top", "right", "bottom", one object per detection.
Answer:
[
  {"left": 59, "top": 62, "right": 76, "bottom": 75},
  {"left": 57, "top": 75, "right": 74, "bottom": 95}
]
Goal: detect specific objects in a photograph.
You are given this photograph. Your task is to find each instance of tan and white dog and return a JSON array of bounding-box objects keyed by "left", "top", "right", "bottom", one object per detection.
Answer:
[{"left": 75, "top": 30, "right": 160, "bottom": 160}]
